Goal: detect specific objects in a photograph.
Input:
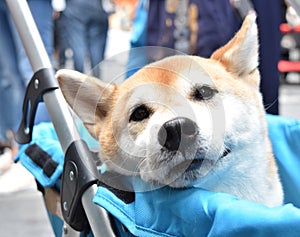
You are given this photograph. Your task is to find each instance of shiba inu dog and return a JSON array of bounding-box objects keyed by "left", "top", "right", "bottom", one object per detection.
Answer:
[{"left": 56, "top": 14, "right": 283, "bottom": 207}]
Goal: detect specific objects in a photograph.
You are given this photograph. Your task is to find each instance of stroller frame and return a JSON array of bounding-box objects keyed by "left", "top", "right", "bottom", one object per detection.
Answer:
[{"left": 6, "top": 0, "right": 116, "bottom": 236}]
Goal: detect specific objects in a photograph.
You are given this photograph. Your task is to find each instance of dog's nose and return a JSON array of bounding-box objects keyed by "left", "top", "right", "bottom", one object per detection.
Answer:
[{"left": 158, "top": 117, "right": 198, "bottom": 151}]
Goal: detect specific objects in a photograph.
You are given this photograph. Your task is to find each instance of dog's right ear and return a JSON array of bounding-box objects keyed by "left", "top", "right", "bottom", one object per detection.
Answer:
[
  {"left": 211, "top": 13, "right": 259, "bottom": 87},
  {"left": 56, "top": 69, "right": 116, "bottom": 139}
]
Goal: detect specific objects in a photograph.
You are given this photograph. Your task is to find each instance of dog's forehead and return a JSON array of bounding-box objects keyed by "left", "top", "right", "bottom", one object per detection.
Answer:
[
  {"left": 120, "top": 56, "right": 228, "bottom": 92},
  {"left": 113, "top": 55, "right": 237, "bottom": 110}
]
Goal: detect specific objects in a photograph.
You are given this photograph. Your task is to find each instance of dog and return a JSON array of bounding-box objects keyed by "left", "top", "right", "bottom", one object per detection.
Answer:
[{"left": 56, "top": 14, "right": 283, "bottom": 207}]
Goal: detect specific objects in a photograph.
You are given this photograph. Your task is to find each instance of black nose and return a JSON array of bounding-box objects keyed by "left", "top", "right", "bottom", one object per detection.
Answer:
[{"left": 158, "top": 117, "right": 198, "bottom": 151}]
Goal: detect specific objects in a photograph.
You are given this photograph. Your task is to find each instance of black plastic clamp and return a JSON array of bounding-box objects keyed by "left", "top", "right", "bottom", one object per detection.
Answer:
[
  {"left": 61, "top": 139, "right": 100, "bottom": 231},
  {"left": 15, "top": 68, "right": 58, "bottom": 144}
]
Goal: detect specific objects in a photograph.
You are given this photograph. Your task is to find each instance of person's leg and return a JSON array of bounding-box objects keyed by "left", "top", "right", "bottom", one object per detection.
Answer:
[
  {"left": 0, "top": 3, "right": 25, "bottom": 138},
  {"left": 78, "top": 0, "right": 108, "bottom": 77},
  {"left": 68, "top": 20, "right": 86, "bottom": 72},
  {"left": 87, "top": 13, "right": 109, "bottom": 76},
  {"left": 251, "top": 0, "right": 282, "bottom": 115},
  {"left": 55, "top": 15, "right": 68, "bottom": 68},
  {"left": 87, "top": 20, "right": 108, "bottom": 77},
  {"left": 28, "top": 0, "right": 54, "bottom": 61},
  {"left": 12, "top": 0, "right": 54, "bottom": 123},
  {"left": 62, "top": 12, "right": 86, "bottom": 73},
  {"left": 0, "top": 3, "right": 24, "bottom": 171},
  {"left": 15, "top": 0, "right": 54, "bottom": 84}
]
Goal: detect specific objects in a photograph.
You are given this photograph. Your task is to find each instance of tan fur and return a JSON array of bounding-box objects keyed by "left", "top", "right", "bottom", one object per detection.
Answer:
[{"left": 56, "top": 14, "right": 283, "bottom": 206}]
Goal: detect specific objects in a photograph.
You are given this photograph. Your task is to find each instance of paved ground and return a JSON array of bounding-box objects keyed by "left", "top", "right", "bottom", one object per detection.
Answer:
[{"left": 0, "top": 163, "right": 55, "bottom": 237}]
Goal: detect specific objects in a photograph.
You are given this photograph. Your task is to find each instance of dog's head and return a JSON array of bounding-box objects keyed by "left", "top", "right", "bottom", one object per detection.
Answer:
[{"left": 56, "top": 15, "right": 275, "bottom": 189}]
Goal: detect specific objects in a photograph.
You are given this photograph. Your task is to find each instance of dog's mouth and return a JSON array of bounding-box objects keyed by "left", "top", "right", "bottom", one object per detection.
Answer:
[{"left": 185, "top": 147, "right": 231, "bottom": 172}]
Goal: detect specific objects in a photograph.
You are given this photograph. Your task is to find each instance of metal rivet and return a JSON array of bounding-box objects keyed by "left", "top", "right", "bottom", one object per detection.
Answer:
[
  {"left": 24, "top": 127, "right": 30, "bottom": 135},
  {"left": 34, "top": 79, "right": 39, "bottom": 89},
  {"left": 63, "top": 201, "right": 68, "bottom": 211},
  {"left": 69, "top": 171, "right": 74, "bottom": 181},
  {"left": 63, "top": 225, "right": 68, "bottom": 235}
]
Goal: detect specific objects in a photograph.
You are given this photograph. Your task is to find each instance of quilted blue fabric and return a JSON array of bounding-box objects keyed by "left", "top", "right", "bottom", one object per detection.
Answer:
[
  {"left": 267, "top": 114, "right": 300, "bottom": 207},
  {"left": 93, "top": 115, "right": 300, "bottom": 236},
  {"left": 94, "top": 185, "right": 300, "bottom": 237},
  {"left": 15, "top": 115, "right": 300, "bottom": 236}
]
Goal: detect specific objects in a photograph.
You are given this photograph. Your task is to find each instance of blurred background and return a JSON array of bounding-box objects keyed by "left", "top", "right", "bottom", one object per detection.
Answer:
[{"left": 1, "top": 0, "right": 300, "bottom": 236}]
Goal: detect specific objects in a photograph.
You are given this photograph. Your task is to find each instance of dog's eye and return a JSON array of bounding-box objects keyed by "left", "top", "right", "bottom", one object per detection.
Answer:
[
  {"left": 192, "top": 85, "right": 218, "bottom": 101},
  {"left": 129, "top": 105, "right": 150, "bottom": 122}
]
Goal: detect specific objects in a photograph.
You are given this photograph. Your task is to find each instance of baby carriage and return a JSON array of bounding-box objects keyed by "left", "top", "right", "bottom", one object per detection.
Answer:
[{"left": 7, "top": 0, "right": 300, "bottom": 236}]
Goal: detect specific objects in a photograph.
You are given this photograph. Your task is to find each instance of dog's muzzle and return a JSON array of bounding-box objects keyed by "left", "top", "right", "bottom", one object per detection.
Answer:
[{"left": 158, "top": 117, "right": 198, "bottom": 151}]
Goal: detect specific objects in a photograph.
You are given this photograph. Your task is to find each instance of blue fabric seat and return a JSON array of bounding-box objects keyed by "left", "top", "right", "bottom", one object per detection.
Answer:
[
  {"left": 93, "top": 114, "right": 300, "bottom": 236},
  {"left": 267, "top": 114, "right": 300, "bottom": 207},
  {"left": 16, "top": 115, "right": 300, "bottom": 236}
]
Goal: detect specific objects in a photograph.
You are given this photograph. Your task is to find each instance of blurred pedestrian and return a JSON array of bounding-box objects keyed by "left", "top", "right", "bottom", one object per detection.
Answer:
[
  {"left": 0, "top": 1, "right": 24, "bottom": 171},
  {"left": 251, "top": 0, "right": 283, "bottom": 115},
  {"left": 57, "top": 0, "right": 109, "bottom": 77},
  {"left": 0, "top": 0, "right": 61, "bottom": 171},
  {"left": 145, "top": 0, "right": 241, "bottom": 57},
  {"left": 127, "top": 0, "right": 241, "bottom": 76}
]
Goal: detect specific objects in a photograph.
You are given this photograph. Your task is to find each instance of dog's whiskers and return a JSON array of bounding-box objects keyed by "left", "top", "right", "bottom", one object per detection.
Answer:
[
  {"left": 264, "top": 98, "right": 278, "bottom": 111},
  {"left": 136, "top": 157, "right": 148, "bottom": 172}
]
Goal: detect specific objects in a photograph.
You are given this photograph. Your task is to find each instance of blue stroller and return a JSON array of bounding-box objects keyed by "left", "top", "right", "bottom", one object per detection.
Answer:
[{"left": 8, "top": 0, "right": 300, "bottom": 236}]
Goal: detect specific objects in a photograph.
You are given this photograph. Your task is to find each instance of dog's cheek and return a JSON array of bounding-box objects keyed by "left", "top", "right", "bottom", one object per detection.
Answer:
[
  {"left": 191, "top": 102, "right": 225, "bottom": 152},
  {"left": 222, "top": 94, "right": 264, "bottom": 147},
  {"left": 99, "top": 126, "right": 142, "bottom": 176},
  {"left": 99, "top": 127, "right": 119, "bottom": 159}
]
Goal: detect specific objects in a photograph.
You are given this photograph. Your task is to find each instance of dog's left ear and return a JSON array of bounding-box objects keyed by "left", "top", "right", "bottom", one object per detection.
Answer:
[
  {"left": 211, "top": 14, "right": 259, "bottom": 86},
  {"left": 56, "top": 69, "right": 116, "bottom": 139}
]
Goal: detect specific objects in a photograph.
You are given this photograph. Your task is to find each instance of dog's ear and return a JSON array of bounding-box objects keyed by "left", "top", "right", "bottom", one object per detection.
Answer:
[
  {"left": 211, "top": 14, "right": 259, "bottom": 86},
  {"left": 56, "top": 69, "right": 116, "bottom": 139}
]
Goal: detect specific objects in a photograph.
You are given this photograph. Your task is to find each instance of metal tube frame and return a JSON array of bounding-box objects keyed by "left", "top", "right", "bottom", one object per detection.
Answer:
[{"left": 6, "top": 0, "right": 116, "bottom": 236}]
